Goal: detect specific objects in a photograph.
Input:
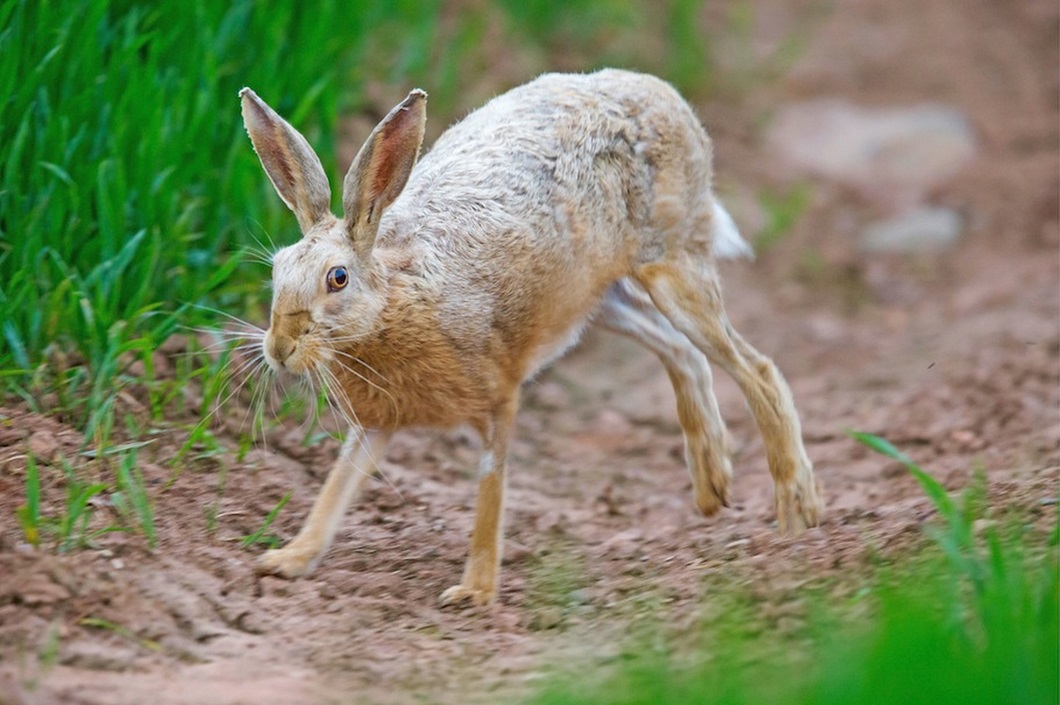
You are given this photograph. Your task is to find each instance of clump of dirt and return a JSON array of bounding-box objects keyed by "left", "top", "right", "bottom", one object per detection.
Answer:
[{"left": 0, "top": 1, "right": 1056, "bottom": 703}]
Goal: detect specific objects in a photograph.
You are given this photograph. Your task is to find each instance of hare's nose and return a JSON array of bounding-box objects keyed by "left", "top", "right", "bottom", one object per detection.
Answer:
[{"left": 265, "top": 334, "right": 296, "bottom": 367}]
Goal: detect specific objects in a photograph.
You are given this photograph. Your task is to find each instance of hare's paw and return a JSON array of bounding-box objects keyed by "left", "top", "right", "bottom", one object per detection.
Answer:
[
  {"left": 692, "top": 457, "right": 732, "bottom": 516},
  {"left": 686, "top": 435, "right": 733, "bottom": 517},
  {"left": 774, "top": 472, "right": 823, "bottom": 535},
  {"left": 256, "top": 543, "right": 320, "bottom": 579},
  {"left": 439, "top": 584, "right": 496, "bottom": 607}
]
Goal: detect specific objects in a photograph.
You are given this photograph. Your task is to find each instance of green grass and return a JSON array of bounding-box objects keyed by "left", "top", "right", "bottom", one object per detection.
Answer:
[
  {"left": 15, "top": 454, "right": 42, "bottom": 546},
  {"left": 16, "top": 454, "right": 110, "bottom": 552},
  {"left": 755, "top": 182, "right": 812, "bottom": 252},
  {"left": 15, "top": 449, "right": 164, "bottom": 552},
  {"left": 240, "top": 491, "right": 292, "bottom": 550},
  {"left": 112, "top": 452, "right": 157, "bottom": 549},
  {"left": 527, "top": 434, "right": 1059, "bottom": 705}
]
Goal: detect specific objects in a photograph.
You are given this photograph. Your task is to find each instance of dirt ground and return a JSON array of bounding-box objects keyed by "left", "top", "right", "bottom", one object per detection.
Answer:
[{"left": 1, "top": 1, "right": 1057, "bottom": 703}]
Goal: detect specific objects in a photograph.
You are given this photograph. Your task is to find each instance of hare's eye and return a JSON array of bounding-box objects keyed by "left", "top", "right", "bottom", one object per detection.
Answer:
[{"left": 326, "top": 266, "right": 348, "bottom": 292}]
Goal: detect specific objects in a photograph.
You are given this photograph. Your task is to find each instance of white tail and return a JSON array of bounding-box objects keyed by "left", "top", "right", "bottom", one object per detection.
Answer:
[{"left": 712, "top": 201, "right": 754, "bottom": 260}]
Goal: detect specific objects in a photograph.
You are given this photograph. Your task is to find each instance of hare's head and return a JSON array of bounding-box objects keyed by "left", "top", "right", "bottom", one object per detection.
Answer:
[{"left": 240, "top": 87, "right": 426, "bottom": 375}]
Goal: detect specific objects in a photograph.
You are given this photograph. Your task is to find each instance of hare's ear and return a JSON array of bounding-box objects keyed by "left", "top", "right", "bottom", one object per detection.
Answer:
[
  {"left": 342, "top": 89, "right": 426, "bottom": 259},
  {"left": 240, "top": 87, "right": 333, "bottom": 233}
]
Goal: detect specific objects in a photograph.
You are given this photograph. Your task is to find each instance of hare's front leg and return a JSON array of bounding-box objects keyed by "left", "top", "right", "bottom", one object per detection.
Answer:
[
  {"left": 258, "top": 428, "right": 391, "bottom": 578},
  {"left": 439, "top": 398, "right": 518, "bottom": 607}
]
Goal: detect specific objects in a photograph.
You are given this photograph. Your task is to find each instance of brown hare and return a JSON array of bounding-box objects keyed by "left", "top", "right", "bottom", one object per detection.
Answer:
[{"left": 239, "top": 69, "right": 821, "bottom": 606}]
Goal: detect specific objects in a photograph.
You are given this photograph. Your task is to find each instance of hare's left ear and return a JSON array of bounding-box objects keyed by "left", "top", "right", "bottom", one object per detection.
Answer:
[
  {"left": 240, "top": 87, "right": 333, "bottom": 233},
  {"left": 342, "top": 90, "right": 427, "bottom": 260}
]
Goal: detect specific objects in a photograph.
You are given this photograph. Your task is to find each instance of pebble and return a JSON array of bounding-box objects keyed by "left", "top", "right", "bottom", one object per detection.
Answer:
[
  {"left": 27, "top": 430, "right": 59, "bottom": 462},
  {"left": 860, "top": 207, "right": 963, "bottom": 253},
  {"left": 529, "top": 380, "right": 570, "bottom": 411},
  {"left": 567, "top": 589, "right": 592, "bottom": 606},
  {"left": 768, "top": 100, "right": 977, "bottom": 208}
]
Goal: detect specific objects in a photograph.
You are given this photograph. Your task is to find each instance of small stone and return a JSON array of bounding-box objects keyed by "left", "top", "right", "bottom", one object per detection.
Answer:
[
  {"left": 27, "top": 431, "right": 59, "bottom": 462},
  {"left": 567, "top": 589, "right": 592, "bottom": 606},
  {"left": 860, "top": 207, "right": 962, "bottom": 253},
  {"left": 529, "top": 381, "right": 570, "bottom": 411},
  {"left": 594, "top": 409, "right": 632, "bottom": 436},
  {"left": 60, "top": 641, "right": 140, "bottom": 671}
]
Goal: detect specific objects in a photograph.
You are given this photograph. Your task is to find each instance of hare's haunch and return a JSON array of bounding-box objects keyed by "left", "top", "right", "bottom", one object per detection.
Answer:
[{"left": 240, "top": 70, "right": 822, "bottom": 606}]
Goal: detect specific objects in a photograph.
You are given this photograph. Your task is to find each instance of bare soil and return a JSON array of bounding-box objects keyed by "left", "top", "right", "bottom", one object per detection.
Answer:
[{"left": 1, "top": 1, "right": 1056, "bottom": 703}]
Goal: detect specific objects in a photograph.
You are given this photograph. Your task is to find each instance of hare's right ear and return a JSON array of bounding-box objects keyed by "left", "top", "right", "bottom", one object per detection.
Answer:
[
  {"left": 342, "top": 90, "right": 427, "bottom": 259},
  {"left": 240, "top": 88, "right": 333, "bottom": 233}
]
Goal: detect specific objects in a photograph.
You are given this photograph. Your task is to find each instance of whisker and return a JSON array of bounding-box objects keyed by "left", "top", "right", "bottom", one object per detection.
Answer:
[
  {"left": 314, "top": 363, "right": 359, "bottom": 435},
  {"left": 329, "top": 351, "right": 397, "bottom": 406},
  {"left": 173, "top": 325, "right": 263, "bottom": 362},
  {"left": 236, "top": 242, "right": 276, "bottom": 268},
  {"left": 246, "top": 219, "right": 279, "bottom": 255},
  {"left": 179, "top": 348, "right": 266, "bottom": 458},
  {"left": 187, "top": 303, "right": 267, "bottom": 334},
  {"left": 316, "top": 363, "right": 403, "bottom": 500},
  {"left": 203, "top": 355, "right": 266, "bottom": 431},
  {"left": 330, "top": 349, "right": 394, "bottom": 387},
  {"left": 317, "top": 321, "right": 395, "bottom": 344},
  {"left": 184, "top": 326, "right": 265, "bottom": 341},
  {"left": 297, "top": 374, "right": 322, "bottom": 437},
  {"left": 248, "top": 365, "right": 273, "bottom": 453}
]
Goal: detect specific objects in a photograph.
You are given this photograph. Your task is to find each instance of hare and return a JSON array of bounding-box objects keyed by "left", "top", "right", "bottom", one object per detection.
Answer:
[{"left": 240, "top": 69, "right": 821, "bottom": 606}]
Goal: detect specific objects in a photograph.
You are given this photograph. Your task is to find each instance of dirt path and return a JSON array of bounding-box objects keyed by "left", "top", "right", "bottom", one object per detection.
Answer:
[{"left": 1, "top": 1, "right": 1056, "bottom": 703}]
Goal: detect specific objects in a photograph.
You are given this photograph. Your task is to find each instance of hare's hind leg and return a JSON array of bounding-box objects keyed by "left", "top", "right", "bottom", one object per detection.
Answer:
[
  {"left": 258, "top": 428, "right": 391, "bottom": 577},
  {"left": 439, "top": 395, "right": 518, "bottom": 607},
  {"left": 598, "top": 279, "right": 733, "bottom": 515},
  {"left": 635, "top": 259, "right": 822, "bottom": 533}
]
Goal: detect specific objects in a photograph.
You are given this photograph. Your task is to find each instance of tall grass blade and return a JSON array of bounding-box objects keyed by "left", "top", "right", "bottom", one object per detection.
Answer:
[{"left": 16, "top": 455, "right": 42, "bottom": 546}]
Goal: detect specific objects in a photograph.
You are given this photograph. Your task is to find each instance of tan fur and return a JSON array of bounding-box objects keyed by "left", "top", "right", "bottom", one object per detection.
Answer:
[{"left": 240, "top": 70, "right": 823, "bottom": 607}]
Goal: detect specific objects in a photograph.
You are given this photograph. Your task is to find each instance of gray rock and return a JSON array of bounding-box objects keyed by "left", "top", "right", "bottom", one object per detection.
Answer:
[
  {"left": 860, "top": 207, "right": 963, "bottom": 253},
  {"left": 567, "top": 588, "right": 592, "bottom": 606},
  {"left": 767, "top": 100, "right": 977, "bottom": 208}
]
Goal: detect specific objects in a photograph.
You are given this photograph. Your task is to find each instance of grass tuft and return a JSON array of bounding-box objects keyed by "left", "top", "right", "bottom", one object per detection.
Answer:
[{"left": 240, "top": 492, "right": 292, "bottom": 550}]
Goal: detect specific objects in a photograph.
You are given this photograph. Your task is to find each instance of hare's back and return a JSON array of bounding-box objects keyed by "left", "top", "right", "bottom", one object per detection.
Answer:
[
  {"left": 388, "top": 70, "right": 712, "bottom": 260},
  {"left": 378, "top": 71, "right": 715, "bottom": 369}
]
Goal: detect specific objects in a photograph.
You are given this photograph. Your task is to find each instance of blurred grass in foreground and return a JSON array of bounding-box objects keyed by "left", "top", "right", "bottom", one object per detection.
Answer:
[{"left": 527, "top": 434, "right": 1059, "bottom": 705}]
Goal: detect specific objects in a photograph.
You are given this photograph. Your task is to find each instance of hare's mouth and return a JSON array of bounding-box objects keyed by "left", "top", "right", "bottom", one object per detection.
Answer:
[{"left": 262, "top": 331, "right": 312, "bottom": 375}]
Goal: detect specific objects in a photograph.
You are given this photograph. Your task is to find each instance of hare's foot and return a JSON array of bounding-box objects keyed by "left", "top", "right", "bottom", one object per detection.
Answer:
[
  {"left": 257, "top": 541, "right": 322, "bottom": 579},
  {"left": 689, "top": 438, "right": 732, "bottom": 516},
  {"left": 774, "top": 469, "right": 822, "bottom": 534},
  {"left": 693, "top": 469, "right": 731, "bottom": 516},
  {"left": 439, "top": 583, "right": 496, "bottom": 607}
]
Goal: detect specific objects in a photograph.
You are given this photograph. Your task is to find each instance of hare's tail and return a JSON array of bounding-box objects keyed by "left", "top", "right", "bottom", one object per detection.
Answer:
[{"left": 712, "top": 201, "right": 754, "bottom": 260}]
